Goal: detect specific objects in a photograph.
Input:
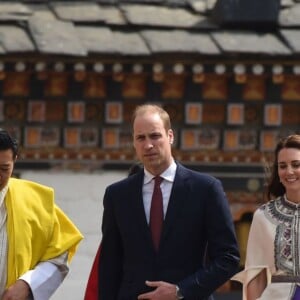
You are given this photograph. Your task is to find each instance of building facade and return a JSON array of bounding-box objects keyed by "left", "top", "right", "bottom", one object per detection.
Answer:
[{"left": 1, "top": 0, "right": 300, "bottom": 292}]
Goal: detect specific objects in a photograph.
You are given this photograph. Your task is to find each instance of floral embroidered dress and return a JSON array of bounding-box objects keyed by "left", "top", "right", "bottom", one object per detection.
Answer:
[{"left": 233, "top": 195, "right": 300, "bottom": 300}]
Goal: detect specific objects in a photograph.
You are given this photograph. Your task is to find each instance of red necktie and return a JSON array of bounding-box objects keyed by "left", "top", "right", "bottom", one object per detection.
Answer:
[{"left": 150, "top": 176, "right": 163, "bottom": 251}]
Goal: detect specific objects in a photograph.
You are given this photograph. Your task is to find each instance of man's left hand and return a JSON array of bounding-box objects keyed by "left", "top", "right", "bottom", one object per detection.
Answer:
[{"left": 138, "top": 281, "right": 177, "bottom": 300}]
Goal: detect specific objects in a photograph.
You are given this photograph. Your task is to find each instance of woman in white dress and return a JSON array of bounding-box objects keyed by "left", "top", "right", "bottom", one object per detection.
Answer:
[{"left": 233, "top": 134, "right": 300, "bottom": 300}]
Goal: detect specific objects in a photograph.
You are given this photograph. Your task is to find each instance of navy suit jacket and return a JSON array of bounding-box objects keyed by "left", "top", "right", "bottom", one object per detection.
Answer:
[{"left": 98, "top": 163, "right": 240, "bottom": 300}]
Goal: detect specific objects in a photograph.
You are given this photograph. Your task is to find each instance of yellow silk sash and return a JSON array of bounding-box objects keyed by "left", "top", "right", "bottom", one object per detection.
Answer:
[{"left": 5, "top": 178, "right": 83, "bottom": 287}]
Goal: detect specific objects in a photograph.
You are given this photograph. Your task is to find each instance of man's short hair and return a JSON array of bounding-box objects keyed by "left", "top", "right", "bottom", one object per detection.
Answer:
[{"left": 0, "top": 129, "right": 18, "bottom": 159}]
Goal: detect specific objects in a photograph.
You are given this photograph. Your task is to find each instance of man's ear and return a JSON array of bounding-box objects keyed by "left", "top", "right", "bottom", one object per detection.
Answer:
[{"left": 168, "top": 129, "right": 174, "bottom": 144}]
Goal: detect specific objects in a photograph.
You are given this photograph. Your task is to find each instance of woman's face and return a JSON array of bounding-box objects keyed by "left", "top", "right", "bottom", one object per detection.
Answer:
[{"left": 277, "top": 147, "right": 300, "bottom": 200}]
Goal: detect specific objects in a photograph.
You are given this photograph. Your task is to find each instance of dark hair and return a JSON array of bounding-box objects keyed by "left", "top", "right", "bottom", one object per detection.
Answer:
[
  {"left": 267, "top": 134, "right": 300, "bottom": 200},
  {"left": 0, "top": 129, "right": 18, "bottom": 159}
]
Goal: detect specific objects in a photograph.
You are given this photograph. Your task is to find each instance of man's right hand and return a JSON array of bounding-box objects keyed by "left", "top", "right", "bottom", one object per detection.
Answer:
[{"left": 2, "top": 280, "right": 31, "bottom": 300}]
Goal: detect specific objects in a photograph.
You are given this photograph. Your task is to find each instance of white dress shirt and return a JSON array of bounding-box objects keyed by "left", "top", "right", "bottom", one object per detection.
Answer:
[{"left": 143, "top": 159, "right": 177, "bottom": 223}]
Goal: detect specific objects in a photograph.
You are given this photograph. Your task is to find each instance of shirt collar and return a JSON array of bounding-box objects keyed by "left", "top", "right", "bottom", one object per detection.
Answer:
[
  {"left": 0, "top": 185, "right": 9, "bottom": 207},
  {"left": 143, "top": 159, "right": 177, "bottom": 185}
]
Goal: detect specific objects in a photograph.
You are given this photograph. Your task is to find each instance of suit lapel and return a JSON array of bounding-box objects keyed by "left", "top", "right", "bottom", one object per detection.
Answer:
[
  {"left": 129, "top": 172, "right": 154, "bottom": 249},
  {"left": 161, "top": 164, "right": 188, "bottom": 243},
  {"left": 130, "top": 165, "right": 190, "bottom": 252}
]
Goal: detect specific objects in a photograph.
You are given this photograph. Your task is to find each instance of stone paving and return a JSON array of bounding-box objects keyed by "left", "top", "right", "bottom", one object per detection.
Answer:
[
  {"left": 20, "top": 169, "right": 242, "bottom": 300},
  {"left": 21, "top": 170, "right": 127, "bottom": 300}
]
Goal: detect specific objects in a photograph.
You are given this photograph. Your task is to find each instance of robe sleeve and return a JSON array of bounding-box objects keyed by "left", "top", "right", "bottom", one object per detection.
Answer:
[{"left": 232, "top": 208, "right": 275, "bottom": 299}]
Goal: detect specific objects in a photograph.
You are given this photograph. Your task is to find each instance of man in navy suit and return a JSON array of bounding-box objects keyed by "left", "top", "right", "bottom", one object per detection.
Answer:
[{"left": 98, "top": 104, "right": 240, "bottom": 300}]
